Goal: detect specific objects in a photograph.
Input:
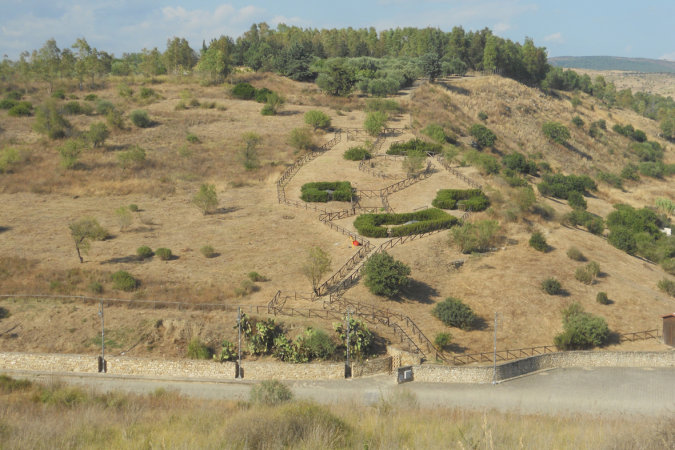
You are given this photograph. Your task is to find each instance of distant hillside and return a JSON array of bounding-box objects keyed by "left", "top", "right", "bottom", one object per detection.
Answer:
[{"left": 549, "top": 56, "right": 675, "bottom": 73}]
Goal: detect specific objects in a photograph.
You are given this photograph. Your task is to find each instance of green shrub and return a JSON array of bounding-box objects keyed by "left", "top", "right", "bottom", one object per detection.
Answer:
[
  {"left": 554, "top": 303, "right": 609, "bottom": 350},
  {"left": 96, "top": 99, "right": 115, "bottom": 115},
  {"left": 502, "top": 152, "right": 538, "bottom": 175},
  {"left": 304, "top": 110, "right": 331, "bottom": 130},
  {"left": 542, "top": 121, "right": 571, "bottom": 145},
  {"left": 247, "top": 271, "right": 266, "bottom": 282},
  {"left": 88, "top": 281, "right": 103, "bottom": 294},
  {"left": 87, "top": 122, "right": 109, "bottom": 148},
  {"left": 57, "top": 139, "right": 82, "bottom": 169},
  {"left": 387, "top": 138, "right": 441, "bottom": 156},
  {"left": 129, "top": 110, "right": 152, "bottom": 128},
  {"left": 432, "top": 297, "right": 476, "bottom": 330},
  {"left": 449, "top": 220, "right": 500, "bottom": 253},
  {"left": 432, "top": 189, "right": 489, "bottom": 211},
  {"left": 365, "top": 98, "right": 402, "bottom": 113},
  {"left": 0, "top": 375, "right": 32, "bottom": 393},
  {"left": 155, "top": 248, "right": 172, "bottom": 261},
  {"left": 301, "top": 181, "right": 352, "bottom": 202},
  {"left": 62, "top": 101, "right": 84, "bottom": 115},
  {"left": 8, "top": 101, "right": 32, "bottom": 117},
  {"left": 33, "top": 100, "right": 71, "bottom": 139},
  {"left": 136, "top": 246, "right": 153, "bottom": 260},
  {"left": 51, "top": 89, "right": 66, "bottom": 99},
  {"left": 260, "top": 104, "right": 275, "bottom": 115},
  {"left": 571, "top": 116, "right": 584, "bottom": 128},
  {"left": 297, "top": 328, "right": 336, "bottom": 360},
  {"left": 658, "top": 278, "right": 675, "bottom": 297},
  {"left": 0, "top": 98, "right": 16, "bottom": 109},
  {"left": 469, "top": 123, "right": 496, "bottom": 148},
  {"left": 288, "top": 127, "right": 315, "bottom": 152},
  {"left": 354, "top": 209, "right": 458, "bottom": 238},
  {"left": 362, "top": 252, "right": 411, "bottom": 297},
  {"left": 139, "top": 87, "right": 156, "bottom": 99},
  {"left": 434, "top": 332, "right": 453, "bottom": 349},
  {"left": 231, "top": 82, "right": 256, "bottom": 100},
  {"left": 128, "top": 204, "right": 139, "bottom": 212},
  {"left": 596, "top": 171, "right": 623, "bottom": 189},
  {"left": 541, "top": 278, "right": 562, "bottom": 295},
  {"left": 537, "top": 173, "right": 597, "bottom": 199},
  {"left": 463, "top": 149, "right": 500, "bottom": 174},
  {"left": 213, "top": 340, "right": 236, "bottom": 362},
  {"left": 596, "top": 292, "right": 610, "bottom": 305},
  {"left": 566, "top": 247, "right": 586, "bottom": 261},
  {"left": 343, "top": 146, "right": 371, "bottom": 161},
  {"left": 187, "top": 338, "right": 212, "bottom": 359},
  {"left": 364, "top": 111, "right": 387, "bottom": 136},
  {"left": 200, "top": 245, "right": 216, "bottom": 258},
  {"left": 421, "top": 124, "right": 447, "bottom": 143},
  {"left": 567, "top": 191, "right": 587, "bottom": 210},
  {"left": 661, "top": 258, "right": 675, "bottom": 276},
  {"left": 563, "top": 209, "right": 604, "bottom": 235},
  {"left": 117, "top": 145, "right": 146, "bottom": 170},
  {"left": 575, "top": 266, "right": 594, "bottom": 284},
  {"left": 118, "top": 84, "right": 133, "bottom": 98},
  {"left": 84, "top": 94, "right": 98, "bottom": 101},
  {"left": 478, "top": 111, "right": 488, "bottom": 121},
  {"left": 249, "top": 380, "right": 293, "bottom": 405},
  {"left": 193, "top": 183, "right": 218, "bottom": 214},
  {"left": 111, "top": 271, "right": 138, "bottom": 291},
  {"left": 253, "top": 87, "right": 272, "bottom": 103},
  {"left": 529, "top": 231, "right": 548, "bottom": 252}
]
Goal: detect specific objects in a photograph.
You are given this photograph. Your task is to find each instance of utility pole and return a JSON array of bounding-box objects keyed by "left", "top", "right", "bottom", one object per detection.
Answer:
[
  {"left": 237, "top": 307, "right": 242, "bottom": 379},
  {"left": 345, "top": 309, "right": 351, "bottom": 378},
  {"left": 98, "top": 300, "right": 106, "bottom": 373},
  {"left": 492, "top": 312, "right": 498, "bottom": 385}
]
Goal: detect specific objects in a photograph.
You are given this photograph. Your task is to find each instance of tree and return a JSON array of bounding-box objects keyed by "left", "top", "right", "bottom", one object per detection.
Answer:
[
  {"left": 33, "top": 100, "right": 72, "bottom": 139},
  {"left": 288, "top": 127, "right": 315, "bottom": 152},
  {"left": 87, "top": 122, "right": 109, "bottom": 148},
  {"left": 239, "top": 132, "right": 262, "bottom": 169},
  {"left": 316, "top": 59, "right": 356, "bottom": 96},
  {"left": 362, "top": 251, "right": 411, "bottom": 297},
  {"left": 194, "top": 47, "right": 230, "bottom": 83},
  {"left": 192, "top": 183, "right": 218, "bottom": 215},
  {"left": 304, "top": 110, "right": 331, "bottom": 130},
  {"left": 469, "top": 124, "right": 497, "bottom": 148},
  {"left": 261, "top": 91, "right": 284, "bottom": 115},
  {"left": 420, "top": 52, "right": 442, "bottom": 82},
  {"left": 58, "top": 139, "right": 82, "bottom": 169},
  {"left": 69, "top": 217, "right": 107, "bottom": 263},
  {"left": 302, "top": 247, "right": 332, "bottom": 295},
  {"left": 364, "top": 111, "right": 387, "bottom": 137},
  {"left": 32, "top": 39, "right": 61, "bottom": 93}
]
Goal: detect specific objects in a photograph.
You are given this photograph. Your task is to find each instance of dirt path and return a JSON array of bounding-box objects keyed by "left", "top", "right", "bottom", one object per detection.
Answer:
[{"left": 5, "top": 367, "right": 674, "bottom": 417}]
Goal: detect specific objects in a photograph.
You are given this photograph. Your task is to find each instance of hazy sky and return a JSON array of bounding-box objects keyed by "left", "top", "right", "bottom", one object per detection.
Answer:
[{"left": 2, "top": 0, "right": 674, "bottom": 61}]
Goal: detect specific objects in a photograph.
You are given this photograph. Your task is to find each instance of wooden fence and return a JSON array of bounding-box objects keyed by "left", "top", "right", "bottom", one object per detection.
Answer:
[{"left": 434, "top": 154, "right": 482, "bottom": 189}]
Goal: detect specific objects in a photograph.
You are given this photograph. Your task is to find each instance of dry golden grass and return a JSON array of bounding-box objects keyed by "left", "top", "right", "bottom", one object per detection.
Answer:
[
  {"left": 0, "top": 376, "right": 673, "bottom": 449},
  {"left": 0, "top": 73, "right": 673, "bottom": 360}
]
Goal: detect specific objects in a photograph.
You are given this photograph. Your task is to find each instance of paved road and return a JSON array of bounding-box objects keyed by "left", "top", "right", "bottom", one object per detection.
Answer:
[{"left": 4, "top": 367, "right": 674, "bottom": 417}]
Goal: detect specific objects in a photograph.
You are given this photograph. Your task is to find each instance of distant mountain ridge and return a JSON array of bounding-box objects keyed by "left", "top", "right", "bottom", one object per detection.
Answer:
[{"left": 548, "top": 56, "right": 675, "bottom": 73}]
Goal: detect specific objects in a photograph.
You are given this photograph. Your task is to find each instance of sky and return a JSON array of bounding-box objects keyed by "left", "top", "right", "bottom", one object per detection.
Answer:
[{"left": 1, "top": 0, "right": 674, "bottom": 61}]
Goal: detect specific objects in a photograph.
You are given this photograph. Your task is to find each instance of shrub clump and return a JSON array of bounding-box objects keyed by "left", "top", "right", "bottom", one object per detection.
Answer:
[
  {"left": 343, "top": 146, "right": 371, "bottom": 161},
  {"left": 432, "top": 297, "right": 476, "bottom": 330},
  {"left": 575, "top": 261, "right": 600, "bottom": 285},
  {"left": 529, "top": 231, "right": 549, "bottom": 252},
  {"left": 249, "top": 380, "right": 293, "bottom": 406},
  {"left": 304, "top": 110, "right": 331, "bottom": 130},
  {"left": 387, "top": 138, "right": 441, "bottom": 156},
  {"left": 432, "top": 189, "right": 489, "bottom": 211},
  {"left": 469, "top": 123, "right": 497, "bottom": 148},
  {"left": 421, "top": 124, "right": 448, "bottom": 143},
  {"left": 449, "top": 220, "right": 500, "bottom": 254},
  {"left": 300, "top": 181, "right": 352, "bottom": 202},
  {"left": 231, "top": 82, "right": 256, "bottom": 100},
  {"left": 8, "top": 101, "right": 33, "bottom": 117},
  {"left": 542, "top": 121, "right": 571, "bottom": 145},
  {"left": 362, "top": 252, "right": 411, "bottom": 297},
  {"left": 111, "top": 270, "right": 138, "bottom": 291},
  {"left": 541, "top": 278, "right": 562, "bottom": 295},
  {"left": 563, "top": 209, "right": 604, "bottom": 235},
  {"left": 187, "top": 338, "right": 213, "bottom": 359},
  {"left": 537, "top": 173, "right": 597, "bottom": 199},
  {"left": 354, "top": 209, "right": 458, "bottom": 238},
  {"left": 596, "top": 292, "right": 610, "bottom": 305},
  {"left": 658, "top": 278, "right": 675, "bottom": 297},
  {"left": 155, "top": 248, "right": 172, "bottom": 261},
  {"left": 129, "top": 110, "right": 152, "bottom": 128},
  {"left": 554, "top": 303, "right": 610, "bottom": 350},
  {"left": 502, "top": 152, "right": 538, "bottom": 175},
  {"left": 200, "top": 245, "right": 216, "bottom": 258},
  {"left": 136, "top": 246, "right": 153, "bottom": 260},
  {"left": 566, "top": 247, "right": 586, "bottom": 261},
  {"left": 434, "top": 332, "right": 453, "bottom": 349}
]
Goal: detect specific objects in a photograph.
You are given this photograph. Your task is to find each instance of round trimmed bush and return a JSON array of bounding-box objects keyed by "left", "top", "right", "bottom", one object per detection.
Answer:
[
  {"left": 111, "top": 270, "right": 138, "bottom": 291},
  {"left": 200, "top": 245, "right": 216, "bottom": 258},
  {"left": 136, "top": 246, "right": 153, "bottom": 260},
  {"left": 432, "top": 297, "right": 476, "bottom": 330},
  {"left": 541, "top": 277, "right": 562, "bottom": 295},
  {"left": 155, "top": 248, "right": 172, "bottom": 261}
]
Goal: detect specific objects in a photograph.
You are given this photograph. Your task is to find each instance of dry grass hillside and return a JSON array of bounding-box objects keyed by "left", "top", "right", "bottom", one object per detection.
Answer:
[{"left": 0, "top": 72, "right": 673, "bottom": 361}]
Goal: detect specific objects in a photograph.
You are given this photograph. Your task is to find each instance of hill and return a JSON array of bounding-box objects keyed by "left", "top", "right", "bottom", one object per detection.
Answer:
[
  {"left": 0, "top": 72, "right": 673, "bottom": 363},
  {"left": 549, "top": 56, "right": 675, "bottom": 73}
]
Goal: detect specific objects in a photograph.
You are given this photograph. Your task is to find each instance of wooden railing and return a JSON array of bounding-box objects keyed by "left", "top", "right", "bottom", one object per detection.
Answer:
[
  {"left": 434, "top": 154, "right": 482, "bottom": 189},
  {"left": 450, "top": 345, "right": 558, "bottom": 365},
  {"left": 315, "top": 246, "right": 371, "bottom": 296},
  {"left": 618, "top": 329, "right": 661, "bottom": 342}
]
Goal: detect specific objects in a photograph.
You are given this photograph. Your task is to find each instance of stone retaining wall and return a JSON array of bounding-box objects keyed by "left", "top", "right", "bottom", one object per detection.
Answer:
[{"left": 414, "top": 350, "right": 675, "bottom": 383}]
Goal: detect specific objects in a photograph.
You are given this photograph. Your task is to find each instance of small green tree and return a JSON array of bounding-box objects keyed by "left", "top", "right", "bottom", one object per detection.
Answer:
[
  {"left": 58, "top": 139, "right": 82, "bottom": 169},
  {"left": 304, "top": 110, "right": 331, "bottom": 130},
  {"left": 192, "top": 183, "right": 218, "bottom": 215},
  {"left": 301, "top": 246, "right": 332, "bottom": 295},
  {"left": 542, "top": 121, "right": 571, "bottom": 145},
  {"left": 362, "top": 252, "right": 411, "bottom": 297},
  {"left": 69, "top": 217, "right": 107, "bottom": 263},
  {"left": 364, "top": 111, "right": 387, "bottom": 137},
  {"left": 129, "top": 110, "right": 152, "bottom": 128},
  {"left": 239, "top": 131, "right": 261, "bottom": 170},
  {"left": 87, "top": 122, "right": 109, "bottom": 148},
  {"left": 33, "top": 100, "right": 72, "bottom": 139},
  {"left": 261, "top": 92, "right": 284, "bottom": 115}
]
